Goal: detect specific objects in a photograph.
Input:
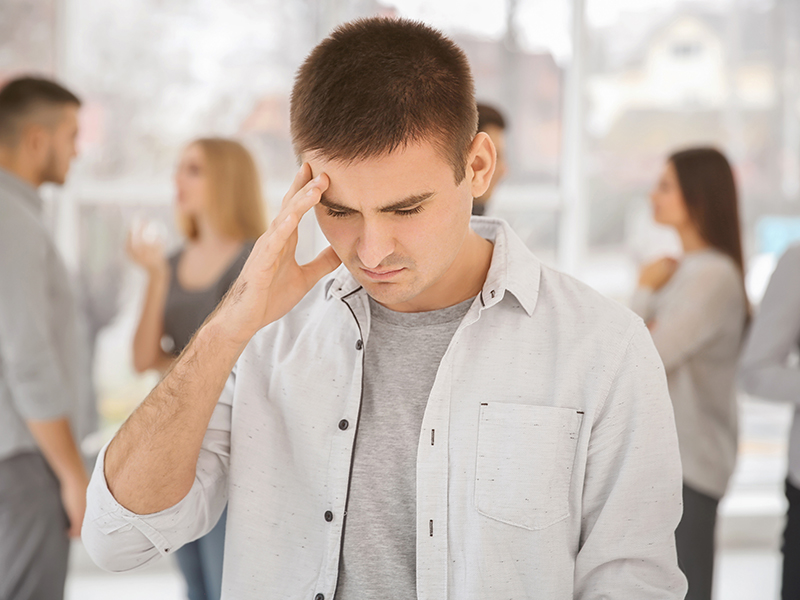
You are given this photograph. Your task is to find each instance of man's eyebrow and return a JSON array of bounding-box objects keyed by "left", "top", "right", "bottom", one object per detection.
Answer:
[
  {"left": 378, "top": 192, "right": 434, "bottom": 212},
  {"left": 318, "top": 196, "right": 354, "bottom": 212},
  {"left": 319, "top": 192, "right": 435, "bottom": 213}
]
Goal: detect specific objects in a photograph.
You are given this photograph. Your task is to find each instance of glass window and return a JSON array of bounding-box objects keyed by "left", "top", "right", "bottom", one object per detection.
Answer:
[{"left": 582, "top": 0, "right": 798, "bottom": 299}]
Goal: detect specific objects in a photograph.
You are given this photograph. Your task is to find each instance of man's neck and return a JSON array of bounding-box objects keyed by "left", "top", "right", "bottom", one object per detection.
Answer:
[
  {"left": 383, "top": 228, "right": 494, "bottom": 313},
  {"left": 456, "top": 229, "right": 494, "bottom": 298},
  {"left": 0, "top": 149, "right": 41, "bottom": 188}
]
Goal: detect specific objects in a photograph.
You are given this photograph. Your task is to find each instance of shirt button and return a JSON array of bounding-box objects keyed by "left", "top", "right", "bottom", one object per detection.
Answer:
[
  {"left": 315, "top": 595, "right": 325, "bottom": 600},
  {"left": 355, "top": 339, "right": 363, "bottom": 350},
  {"left": 324, "top": 510, "right": 333, "bottom": 522},
  {"left": 338, "top": 419, "right": 349, "bottom": 431}
]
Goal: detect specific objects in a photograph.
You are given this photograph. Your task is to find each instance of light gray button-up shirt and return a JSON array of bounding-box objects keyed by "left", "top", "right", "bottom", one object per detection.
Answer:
[
  {"left": 83, "top": 218, "right": 687, "bottom": 599},
  {"left": 740, "top": 244, "right": 800, "bottom": 487},
  {"left": 0, "top": 167, "right": 84, "bottom": 461}
]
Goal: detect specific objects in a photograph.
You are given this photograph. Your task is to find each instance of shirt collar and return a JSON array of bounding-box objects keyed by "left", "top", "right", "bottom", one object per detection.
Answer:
[
  {"left": 0, "top": 166, "right": 43, "bottom": 214},
  {"left": 326, "top": 217, "right": 541, "bottom": 317}
]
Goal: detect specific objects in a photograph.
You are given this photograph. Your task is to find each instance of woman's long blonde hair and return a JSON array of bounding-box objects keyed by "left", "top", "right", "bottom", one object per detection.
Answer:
[{"left": 178, "top": 137, "right": 268, "bottom": 241}]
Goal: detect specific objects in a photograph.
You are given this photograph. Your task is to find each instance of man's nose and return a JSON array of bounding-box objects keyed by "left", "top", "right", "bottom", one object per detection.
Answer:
[{"left": 357, "top": 220, "right": 395, "bottom": 269}]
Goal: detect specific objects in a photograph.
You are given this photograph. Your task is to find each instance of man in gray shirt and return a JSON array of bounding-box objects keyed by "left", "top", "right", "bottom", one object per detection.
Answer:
[
  {"left": 0, "top": 76, "right": 88, "bottom": 600},
  {"left": 740, "top": 244, "right": 800, "bottom": 600}
]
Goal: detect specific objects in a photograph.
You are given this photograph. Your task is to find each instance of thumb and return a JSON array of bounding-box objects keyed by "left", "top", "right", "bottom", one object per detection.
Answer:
[{"left": 301, "top": 246, "right": 342, "bottom": 286}]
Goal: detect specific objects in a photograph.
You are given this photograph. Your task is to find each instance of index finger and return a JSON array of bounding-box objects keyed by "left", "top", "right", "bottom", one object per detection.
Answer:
[
  {"left": 280, "top": 163, "right": 314, "bottom": 211},
  {"left": 269, "top": 172, "right": 330, "bottom": 235}
]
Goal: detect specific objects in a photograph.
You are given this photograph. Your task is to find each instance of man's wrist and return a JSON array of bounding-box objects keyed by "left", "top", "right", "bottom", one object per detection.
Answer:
[
  {"left": 52, "top": 457, "right": 89, "bottom": 489},
  {"left": 199, "top": 314, "right": 252, "bottom": 356}
]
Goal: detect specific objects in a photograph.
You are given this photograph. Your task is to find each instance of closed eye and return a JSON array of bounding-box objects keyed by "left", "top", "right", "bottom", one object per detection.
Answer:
[
  {"left": 395, "top": 205, "right": 424, "bottom": 217},
  {"left": 325, "top": 208, "right": 354, "bottom": 218},
  {"left": 325, "top": 205, "right": 424, "bottom": 218}
]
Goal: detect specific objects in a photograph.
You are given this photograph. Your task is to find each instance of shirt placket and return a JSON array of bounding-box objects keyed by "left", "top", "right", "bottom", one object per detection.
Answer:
[
  {"left": 415, "top": 362, "right": 452, "bottom": 600},
  {"left": 314, "top": 291, "right": 370, "bottom": 600},
  {"left": 415, "top": 303, "right": 484, "bottom": 600}
]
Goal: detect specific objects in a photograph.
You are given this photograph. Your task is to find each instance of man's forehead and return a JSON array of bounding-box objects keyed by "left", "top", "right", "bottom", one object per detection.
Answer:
[
  {"left": 304, "top": 144, "right": 455, "bottom": 208},
  {"left": 301, "top": 138, "right": 456, "bottom": 173}
]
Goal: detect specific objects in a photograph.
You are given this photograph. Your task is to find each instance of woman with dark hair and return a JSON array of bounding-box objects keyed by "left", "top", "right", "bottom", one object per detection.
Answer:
[{"left": 631, "top": 147, "right": 748, "bottom": 600}]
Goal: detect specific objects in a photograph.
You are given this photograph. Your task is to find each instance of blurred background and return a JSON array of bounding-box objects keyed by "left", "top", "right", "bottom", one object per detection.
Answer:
[{"left": 3, "top": 0, "right": 799, "bottom": 597}]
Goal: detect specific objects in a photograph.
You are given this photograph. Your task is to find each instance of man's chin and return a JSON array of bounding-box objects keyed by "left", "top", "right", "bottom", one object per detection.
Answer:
[
  {"left": 340, "top": 262, "right": 423, "bottom": 307},
  {"left": 359, "top": 279, "right": 417, "bottom": 308}
]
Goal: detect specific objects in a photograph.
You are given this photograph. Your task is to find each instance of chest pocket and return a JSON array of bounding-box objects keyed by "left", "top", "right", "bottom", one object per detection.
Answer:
[{"left": 475, "top": 403, "right": 583, "bottom": 531}]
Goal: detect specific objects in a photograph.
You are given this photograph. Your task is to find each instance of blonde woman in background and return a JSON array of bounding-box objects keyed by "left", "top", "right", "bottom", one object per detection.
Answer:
[
  {"left": 127, "top": 138, "right": 267, "bottom": 600},
  {"left": 632, "top": 147, "right": 748, "bottom": 600}
]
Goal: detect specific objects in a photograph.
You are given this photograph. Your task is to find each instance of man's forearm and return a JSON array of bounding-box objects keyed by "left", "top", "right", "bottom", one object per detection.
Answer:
[
  {"left": 105, "top": 319, "right": 245, "bottom": 515},
  {"left": 105, "top": 166, "right": 335, "bottom": 515},
  {"left": 27, "top": 417, "right": 90, "bottom": 537},
  {"left": 27, "top": 417, "right": 88, "bottom": 486}
]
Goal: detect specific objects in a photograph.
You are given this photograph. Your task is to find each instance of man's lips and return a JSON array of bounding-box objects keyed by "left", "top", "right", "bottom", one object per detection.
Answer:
[{"left": 361, "top": 267, "right": 405, "bottom": 281}]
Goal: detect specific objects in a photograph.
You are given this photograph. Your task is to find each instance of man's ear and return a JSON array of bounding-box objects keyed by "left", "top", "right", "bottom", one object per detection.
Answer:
[
  {"left": 21, "top": 123, "right": 48, "bottom": 162},
  {"left": 465, "top": 132, "right": 496, "bottom": 199}
]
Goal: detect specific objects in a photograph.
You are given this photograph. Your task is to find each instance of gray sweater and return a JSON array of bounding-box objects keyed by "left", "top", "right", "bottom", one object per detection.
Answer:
[
  {"left": 740, "top": 244, "right": 800, "bottom": 488},
  {"left": 632, "top": 249, "right": 747, "bottom": 499}
]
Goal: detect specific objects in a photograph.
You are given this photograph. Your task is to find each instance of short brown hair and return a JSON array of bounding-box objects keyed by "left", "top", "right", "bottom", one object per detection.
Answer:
[
  {"left": 0, "top": 76, "right": 81, "bottom": 145},
  {"left": 290, "top": 18, "right": 478, "bottom": 182},
  {"left": 178, "top": 138, "right": 268, "bottom": 242},
  {"left": 477, "top": 104, "right": 506, "bottom": 132}
]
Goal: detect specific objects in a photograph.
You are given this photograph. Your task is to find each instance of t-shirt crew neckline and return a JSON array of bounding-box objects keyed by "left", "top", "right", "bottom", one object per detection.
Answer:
[{"left": 367, "top": 295, "right": 476, "bottom": 328}]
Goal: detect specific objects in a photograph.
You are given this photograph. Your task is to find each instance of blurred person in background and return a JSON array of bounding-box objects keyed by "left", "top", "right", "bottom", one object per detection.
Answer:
[
  {"left": 0, "top": 76, "right": 88, "bottom": 600},
  {"left": 739, "top": 245, "right": 800, "bottom": 600},
  {"left": 127, "top": 137, "right": 267, "bottom": 600},
  {"left": 632, "top": 147, "right": 748, "bottom": 600},
  {"left": 471, "top": 103, "right": 507, "bottom": 216}
]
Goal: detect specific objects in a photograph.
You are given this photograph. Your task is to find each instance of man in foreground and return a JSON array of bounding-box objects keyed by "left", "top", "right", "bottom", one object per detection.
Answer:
[
  {"left": 0, "top": 76, "right": 88, "bottom": 599},
  {"left": 84, "top": 18, "right": 687, "bottom": 599}
]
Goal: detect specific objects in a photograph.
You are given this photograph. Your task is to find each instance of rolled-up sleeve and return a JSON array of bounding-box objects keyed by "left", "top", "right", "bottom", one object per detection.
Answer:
[
  {"left": 575, "top": 321, "right": 687, "bottom": 599},
  {"left": 739, "top": 246, "right": 800, "bottom": 404},
  {"left": 0, "top": 222, "right": 69, "bottom": 420},
  {"left": 82, "top": 371, "right": 233, "bottom": 572}
]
